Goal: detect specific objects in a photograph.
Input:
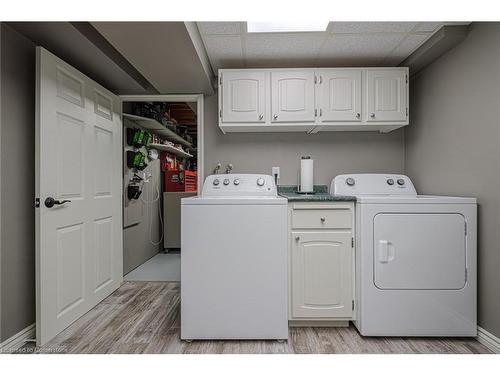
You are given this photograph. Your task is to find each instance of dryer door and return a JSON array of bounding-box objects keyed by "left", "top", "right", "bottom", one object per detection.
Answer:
[{"left": 373, "top": 213, "right": 466, "bottom": 290}]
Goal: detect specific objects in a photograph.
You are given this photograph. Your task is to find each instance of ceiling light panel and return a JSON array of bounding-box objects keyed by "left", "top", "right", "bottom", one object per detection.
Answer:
[{"left": 247, "top": 21, "right": 329, "bottom": 33}]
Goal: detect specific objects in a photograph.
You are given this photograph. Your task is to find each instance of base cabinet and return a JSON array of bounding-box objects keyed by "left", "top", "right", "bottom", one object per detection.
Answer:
[
  {"left": 291, "top": 231, "right": 353, "bottom": 318},
  {"left": 288, "top": 202, "right": 354, "bottom": 323}
]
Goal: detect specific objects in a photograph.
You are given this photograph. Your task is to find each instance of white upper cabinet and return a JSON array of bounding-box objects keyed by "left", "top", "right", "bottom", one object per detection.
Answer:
[
  {"left": 366, "top": 69, "right": 408, "bottom": 122},
  {"left": 220, "top": 70, "right": 266, "bottom": 123},
  {"left": 218, "top": 68, "right": 408, "bottom": 133},
  {"left": 271, "top": 71, "right": 315, "bottom": 123},
  {"left": 317, "top": 69, "right": 362, "bottom": 123}
]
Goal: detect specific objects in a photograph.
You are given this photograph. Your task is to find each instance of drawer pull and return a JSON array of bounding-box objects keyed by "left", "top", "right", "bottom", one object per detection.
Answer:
[
  {"left": 295, "top": 236, "right": 300, "bottom": 241},
  {"left": 320, "top": 217, "right": 326, "bottom": 222}
]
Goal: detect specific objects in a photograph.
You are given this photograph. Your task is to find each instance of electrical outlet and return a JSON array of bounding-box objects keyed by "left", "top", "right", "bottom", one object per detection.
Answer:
[{"left": 272, "top": 167, "right": 280, "bottom": 180}]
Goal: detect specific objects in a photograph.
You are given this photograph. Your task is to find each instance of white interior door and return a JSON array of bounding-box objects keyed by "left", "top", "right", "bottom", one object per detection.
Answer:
[{"left": 36, "top": 47, "right": 123, "bottom": 345}]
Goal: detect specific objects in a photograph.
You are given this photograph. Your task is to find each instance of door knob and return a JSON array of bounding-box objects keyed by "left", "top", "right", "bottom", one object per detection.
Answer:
[
  {"left": 273, "top": 114, "right": 278, "bottom": 120},
  {"left": 320, "top": 217, "right": 326, "bottom": 223},
  {"left": 45, "top": 197, "right": 71, "bottom": 208},
  {"left": 370, "top": 113, "right": 375, "bottom": 119},
  {"left": 356, "top": 113, "right": 361, "bottom": 119},
  {"left": 259, "top": 114, "right": 263, "bottom": 120},
  {"left": 295, "top": 236, "right": 300, "bottom": 241}
]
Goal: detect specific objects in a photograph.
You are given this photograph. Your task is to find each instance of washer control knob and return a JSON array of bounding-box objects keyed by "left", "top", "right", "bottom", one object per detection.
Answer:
[
  {"left": 387, "top": 178, "right": 394, "bottom": 186},
  {"left": 223, "top": 178, "right": 230, "bottom": 186},
  {"left": 233, "top": 178, "right": 240, "bottom": 186},
  {"left": 397, "top": 178, "right": 405, "bottom": 186},
  {"left": 257, "top": 178, "right": 265, "bottom": 186},
  {"left": 346, "top": 177, "right": 355, "bottom": 186},
  {"left": 213, "top": 179, "right": 220, "bottom": 186}
]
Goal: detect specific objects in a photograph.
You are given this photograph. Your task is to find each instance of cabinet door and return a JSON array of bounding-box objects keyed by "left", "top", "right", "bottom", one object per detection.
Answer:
[
  {"left": 271, "top": 71, "right": 315, "bottom": 123},
  {"left": 318, "top": 70, "right": 362, "bottom": 123},
  {"left": 221, "top": 71, "right": 266, "bottom": 123},
  {"left": 366, "top": 69, "right": 407, "bottom": 122},
  {"left": 291, "top": 231, "right": 353, "bottom": 319}
]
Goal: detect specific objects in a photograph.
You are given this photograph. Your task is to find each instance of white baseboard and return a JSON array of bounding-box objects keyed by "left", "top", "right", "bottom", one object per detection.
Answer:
[
  {"left": 477, "top": 326, "right": 500, "bottom": 354},
  {"left": 0, "top": 323, "right": 35, "bottom": 353}
]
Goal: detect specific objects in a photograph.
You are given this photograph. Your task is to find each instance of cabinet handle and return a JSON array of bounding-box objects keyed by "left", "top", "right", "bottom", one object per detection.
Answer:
[
  {"left": 370, "top": 113, "right": 375, "bottom": 119},
  {"left": 259, "top": 114, "right": 263, "bottom": 120},
  {"left": 295, "top": 236, "right": 300, "bottom": 241},
  {"left": 320, "top": 217, "right": 326, "bottom": 222},
  {"left": 356, "top": 113, "right": 360, "bottom": 119},
  {"left": 273, "top": 114, "right": 278, "bottom": 120}
]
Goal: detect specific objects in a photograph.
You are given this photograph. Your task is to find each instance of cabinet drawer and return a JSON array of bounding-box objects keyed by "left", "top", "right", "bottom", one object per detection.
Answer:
[{"left": 292, "top": 207, "right": 352, "bottom": 229}]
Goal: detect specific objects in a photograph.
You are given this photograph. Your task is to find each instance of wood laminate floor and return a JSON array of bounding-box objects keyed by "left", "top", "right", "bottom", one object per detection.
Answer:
[{"left": 29, "top": 282, "right": 491, "bottom": 354}]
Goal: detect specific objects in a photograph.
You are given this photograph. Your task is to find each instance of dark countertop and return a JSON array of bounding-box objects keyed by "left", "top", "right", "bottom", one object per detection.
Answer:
[{"left": 278, "top": 185, "right": 356, "bottom": 202}]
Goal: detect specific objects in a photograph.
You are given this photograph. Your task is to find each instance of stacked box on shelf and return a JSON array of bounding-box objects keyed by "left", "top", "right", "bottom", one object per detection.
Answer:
[{"left": 165, "top": 170, "right": 197, "bottom": 192}]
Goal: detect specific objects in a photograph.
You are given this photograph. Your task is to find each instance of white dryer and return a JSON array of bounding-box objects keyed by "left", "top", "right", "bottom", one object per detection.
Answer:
[{"left": 331, "top": 174, "right": 477, "bottom": 337}]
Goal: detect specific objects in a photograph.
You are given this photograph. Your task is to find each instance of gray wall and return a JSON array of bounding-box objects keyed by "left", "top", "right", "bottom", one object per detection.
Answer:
[
  {"left": 405, "top": 22, "right": 500, "bottom": 337},
  {"left": 204, "top": 94, "right": 405, "bottom": 186},
  {"left": 0, "top": 24, "right": 36, "bottom": 342}
]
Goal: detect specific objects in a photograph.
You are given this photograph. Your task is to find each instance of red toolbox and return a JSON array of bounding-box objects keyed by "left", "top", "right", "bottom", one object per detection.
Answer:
[{"left": 165, "top": 170, "right": 197, "bottom": 192}]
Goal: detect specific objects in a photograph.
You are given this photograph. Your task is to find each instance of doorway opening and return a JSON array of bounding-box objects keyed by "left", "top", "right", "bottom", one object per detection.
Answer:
[{"left": 120, "top": 95, "right": 203, "bottom": 281}]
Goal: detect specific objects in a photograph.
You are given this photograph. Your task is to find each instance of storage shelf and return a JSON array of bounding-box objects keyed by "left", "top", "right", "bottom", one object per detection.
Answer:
[
  {"left": 149, "top": 143, "right": 193, "bottom": 159},
  {"left": 123, "top": 113, "right": 193, "bottom": 148}
]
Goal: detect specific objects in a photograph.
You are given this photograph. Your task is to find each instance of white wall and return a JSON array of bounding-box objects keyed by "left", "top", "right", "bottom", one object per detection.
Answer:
[
  {"left": 405, "top": 22, "right": 500, "bottom": 337},
  {"left": 203, "top": 94, "right": 405, "bottom": 186}
]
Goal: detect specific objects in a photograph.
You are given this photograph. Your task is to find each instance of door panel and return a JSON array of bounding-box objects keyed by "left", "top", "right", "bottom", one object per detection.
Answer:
[
  {"left": 366, "top": 69, "right": 407, "bottom": 122},
  {"left": 374, "top": 213, "right": 466, "bottom": 290},
  {"left": 291, "top": 231, "right": 352, "bottom": 318},
  {"left": 271, "top": 71, "right": 315, "bottom": 123},
  {"left": 319, "top": 70, "right": 362, "bottom": 123},
  {"left": 221, "top": 71, "right": 266, "bottom": 123},
  {"left": 36, "top": 47, "right": 123, "bottom": 345}
]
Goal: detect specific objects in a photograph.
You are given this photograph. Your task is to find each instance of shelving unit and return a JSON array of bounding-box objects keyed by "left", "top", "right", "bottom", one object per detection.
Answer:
[
  {"left": 123, "top": 113, "right": 193, "bottom": 148},
  {"left": 149, "top": 143, "right": 193, "bottom": 159}
]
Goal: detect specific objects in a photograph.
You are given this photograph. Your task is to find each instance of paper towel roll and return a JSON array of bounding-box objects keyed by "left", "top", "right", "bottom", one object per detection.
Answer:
[{"left": 300, "top": 157, "right": 314, "bottom": 193}]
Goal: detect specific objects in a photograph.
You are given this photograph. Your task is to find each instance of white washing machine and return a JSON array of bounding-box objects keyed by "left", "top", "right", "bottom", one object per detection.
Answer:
[
  {"left": 331, "top": 174, "right": 477, "bottom": 337},
  {"left": 181, "top": 174, "right": 288, "bottom": 340}
]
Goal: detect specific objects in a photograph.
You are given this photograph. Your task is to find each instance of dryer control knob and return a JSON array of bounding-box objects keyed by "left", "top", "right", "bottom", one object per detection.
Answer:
[
  {"left": 397, "top": 178, "right": 405, "bottom": 186},
  {"left": 387, "top": 178, "right": 394, "bottom": 185},
  {"left": 213, "top": 179, "right": 220, "bottom": 186},
  {"left": 257, "top": 178, "right": 265, "bottom": 186},
  {"left": 223, "top": 179, "right": 230, "bottom": 186},
  {"left": 233, "top": 179, "right": 240, "bottom": 186},
  {"left": 346, "top": 177, "right": 355, "bottom": 186}
]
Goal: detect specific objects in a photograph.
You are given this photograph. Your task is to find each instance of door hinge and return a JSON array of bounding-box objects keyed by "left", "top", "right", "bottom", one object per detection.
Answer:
[
  {"left": 219, "top": 109, "right": 222, "bottom": 119},
  {"left": 351, "top": 237, "right": 354, "bottom": 248},
  {"left": 405, "top": 74, "right": 408, "bottom": 84},
  {"left": 314, "top": 108, "right": 318, "bottom": 117},
  {"left": 319, "top": 75, "right": 322, "bottom": 84},
  {"left": 314, "top": 75, "right": 317, "bottom": 84},
  {"left": 465, "top": 268, "right": 468, "bottom": 282},
  {"left": 464, "top": 222, "right": 467, "bottom": 236},
  {"left": 352, "top": 300, "right": 355, "bottom": 310},
  {"left": 406, "top": 107, "right": 408, "bottom": 117},
  {"left": 35, "top": 197, "right": 40, "bottom": 208},
  {"left": 219, "top": 75, "right": 222, "bottom": 85}
]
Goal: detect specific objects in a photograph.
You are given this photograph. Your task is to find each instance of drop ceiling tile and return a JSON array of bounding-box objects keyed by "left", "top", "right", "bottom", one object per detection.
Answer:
[
  {"left": 201, "top": 35, "right": 244, "bottom": 71},
  {"left": 317, "top": 33, "right": 406, "bottom": 65},
  {"left": 197, "top": 22, "right": 242, "bottom": 35},
  {"left": 331, "top": 22, "right": 418, "bottom": 34},
  {"left": 383, "top": 33, "right": 432, "bottom": 65},
  {"left": 245, "top": 33, "right": 326, "bottom": 60}
]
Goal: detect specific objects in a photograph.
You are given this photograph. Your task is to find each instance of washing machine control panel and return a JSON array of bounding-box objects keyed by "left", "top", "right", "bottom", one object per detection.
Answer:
[
  {"left": 330, "top": 174, "right": 417, "bottom": 197},
  {"left": 203, "top": 174, "right": 277, "bottom": 197}
]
